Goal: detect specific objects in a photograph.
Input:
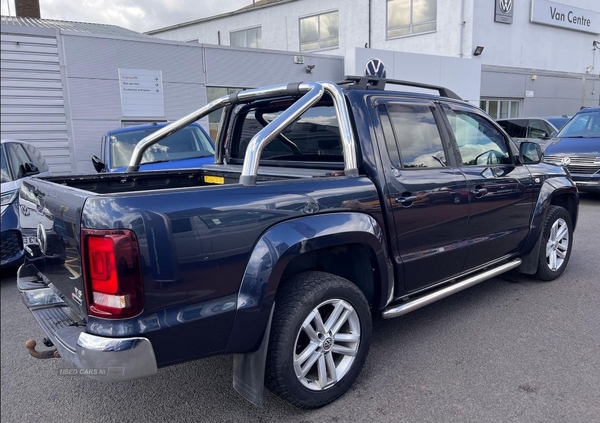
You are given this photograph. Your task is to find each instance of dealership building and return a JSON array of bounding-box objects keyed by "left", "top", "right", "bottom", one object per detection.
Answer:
[
  {"left": 149, "top": 0, "right": 600, "bottom": 118},
  {"left": 1, "top": 0, "right": 599, "bottom": 175}
]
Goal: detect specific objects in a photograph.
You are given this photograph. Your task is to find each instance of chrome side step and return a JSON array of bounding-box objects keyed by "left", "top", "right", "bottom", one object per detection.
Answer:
[{"left": 381, "top": 258, "right": 522, "bottom": 319}]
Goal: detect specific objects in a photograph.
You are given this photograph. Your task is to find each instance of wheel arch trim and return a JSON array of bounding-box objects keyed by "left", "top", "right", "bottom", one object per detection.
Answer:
[
  {"left": 519, "top": 176, "right": 578, "bottom": 273},
  {"left": 225, "top": 212, "right": 392, "bottom": 354}
]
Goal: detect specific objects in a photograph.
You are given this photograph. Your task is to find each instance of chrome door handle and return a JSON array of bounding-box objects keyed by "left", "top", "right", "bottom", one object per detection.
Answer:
[
  {"left": 470, "top": 188, "right": 488, "bottom": 197},
  {"left": 396, "top": 196, "right": 417, "bottom": 203}
]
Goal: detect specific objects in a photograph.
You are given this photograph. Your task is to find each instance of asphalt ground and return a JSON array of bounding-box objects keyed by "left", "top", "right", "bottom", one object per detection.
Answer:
[{"left": 1, "top": 194, "right": 599, "bottom": 423}]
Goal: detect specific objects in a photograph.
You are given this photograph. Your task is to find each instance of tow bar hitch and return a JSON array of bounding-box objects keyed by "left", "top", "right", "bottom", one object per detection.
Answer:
[{"left": 25, "top": 339, "right": 60, "bottom": 359}]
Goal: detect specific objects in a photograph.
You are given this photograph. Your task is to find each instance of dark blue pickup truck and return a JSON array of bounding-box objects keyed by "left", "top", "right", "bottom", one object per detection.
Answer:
[{"left": 18, "top": 77, "right": 578, "bottom": 409}]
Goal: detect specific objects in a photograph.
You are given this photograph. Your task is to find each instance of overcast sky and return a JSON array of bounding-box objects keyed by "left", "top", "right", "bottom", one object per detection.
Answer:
[{"left": 1, "top": 0, "right": 253, "bottom": 32}]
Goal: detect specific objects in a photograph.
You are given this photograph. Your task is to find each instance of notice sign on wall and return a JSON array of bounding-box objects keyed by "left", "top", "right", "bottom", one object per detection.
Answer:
[{"left": 119, "top": 68, "right": 165, "bottom": 117}]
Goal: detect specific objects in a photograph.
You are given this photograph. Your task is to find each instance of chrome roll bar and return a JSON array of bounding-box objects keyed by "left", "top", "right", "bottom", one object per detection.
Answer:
[{"left": 125, "top": 81, "right": 359, "bottom": 185}]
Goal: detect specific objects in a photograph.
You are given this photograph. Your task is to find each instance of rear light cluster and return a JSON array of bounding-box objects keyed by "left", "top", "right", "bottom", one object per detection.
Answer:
[{"left": 81, "top": 229, "right": 144, "bottom": 319}]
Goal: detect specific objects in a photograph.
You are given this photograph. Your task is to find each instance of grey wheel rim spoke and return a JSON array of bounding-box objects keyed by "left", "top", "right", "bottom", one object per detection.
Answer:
[
  {"left": 299, "top": 350, "right": 321, "bottom": 377},
  {"left": 293, "top": 298, "right": 360, "bottom": 391},
  {"left": 295, "top": 342, "right": 319, "bottom": 371},
  {"left": 302, "top": 316, "right": 320, "bottom": 342},
  {"left": 324, "top": 302, "right": 344, "bottom": 332},
  {"left": 317, "top": 355, "right": 327, "bottom": 388},
  {"left": 546, "top": 217, "right": 569, "bottom": 271},
  {"left": 330, "top": 309, "right": 351, "bottom": 335},
  {"left": 325, "top": 352, "right": 337, "bottom": 384},
  {"left": 332, "top": 344, "right": 358, "bottom": 356}
]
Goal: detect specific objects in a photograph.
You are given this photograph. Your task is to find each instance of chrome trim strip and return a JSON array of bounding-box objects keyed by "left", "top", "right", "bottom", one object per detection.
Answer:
[{"left": 381, "top": 259, "right": 522, "bottom": 319}]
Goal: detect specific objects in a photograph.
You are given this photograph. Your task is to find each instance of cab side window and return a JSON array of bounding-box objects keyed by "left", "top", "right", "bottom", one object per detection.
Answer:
[
  {"left": 381, "top": 103, "right": 447, "bottom": 169},
  {"left": 444, "top": 107, "right": 511, "bottom": 166}
]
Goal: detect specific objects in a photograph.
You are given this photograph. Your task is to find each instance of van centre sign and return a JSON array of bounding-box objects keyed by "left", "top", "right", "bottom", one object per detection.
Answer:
[{"left": 531, "top": 0, "right": 599, "bottom": 34}]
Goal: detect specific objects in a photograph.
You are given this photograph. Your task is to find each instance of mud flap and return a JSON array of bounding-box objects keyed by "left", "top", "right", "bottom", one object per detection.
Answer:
[
  {"left": 518, "top": 231, "right": 543, "bottom": 275},
  {"left": 232, "top": 304, "right": 274, "bottom": 406}
]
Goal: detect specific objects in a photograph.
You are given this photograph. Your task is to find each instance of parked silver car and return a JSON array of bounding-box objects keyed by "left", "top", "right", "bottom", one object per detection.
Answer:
[
  {"left": 1, "top": 139, "right": 52, "bottom": 267},
  {"left": 497, "top": 116, "right": 570, "bottom": 147}
]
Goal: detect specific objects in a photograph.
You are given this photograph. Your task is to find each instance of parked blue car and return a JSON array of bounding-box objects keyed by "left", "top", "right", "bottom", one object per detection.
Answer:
[{"left": 92, "top": 122, "right": 215, "bottom": 172}]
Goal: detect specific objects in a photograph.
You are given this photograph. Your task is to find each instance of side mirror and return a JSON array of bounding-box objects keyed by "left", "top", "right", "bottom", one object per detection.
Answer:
[
  {"left": 540, "top": 131, "right": 549, "bottom": 139},
  {"left": 91, "top": 155, "right": 106, "bottom": 173},
  {"left": 21, "top": 162, "right": 39, "bottom": 177},
  {"left": 519, "top": 142, "right": 542, "bottom": 164},
  {"left": 550, "top": 131, "right": 558, "bottom": 138}
]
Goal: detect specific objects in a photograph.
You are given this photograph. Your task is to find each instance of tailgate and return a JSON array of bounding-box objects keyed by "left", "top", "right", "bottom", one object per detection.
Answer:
[{"left": 19, "top": 178, "right": 90, "bottom": 318}]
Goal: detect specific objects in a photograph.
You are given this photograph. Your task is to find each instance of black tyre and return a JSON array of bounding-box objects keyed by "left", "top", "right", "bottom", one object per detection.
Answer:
[
  {"left": 265, "top": 271, "right": 372, "bottom": 409},
  {"left": 534, "top": 206, "right": 573, "bottom": 281}
]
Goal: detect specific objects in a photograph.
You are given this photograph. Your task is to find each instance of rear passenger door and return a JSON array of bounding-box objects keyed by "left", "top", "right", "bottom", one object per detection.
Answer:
[
  {"left": 441, "top": 104, "right": 534, "bottom": 271},
  {"left": 376, "top": 99, "right": 470, "bottom": 293}
]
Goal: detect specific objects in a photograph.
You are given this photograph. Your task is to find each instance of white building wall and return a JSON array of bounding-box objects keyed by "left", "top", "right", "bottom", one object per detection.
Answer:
[
  {"left": 472, "top": 0, "right": 599, "bottom": 75},
  {"left": 151, "top": 0, "right": 370, "bottom": 56},
  {"left": 369, "top": 0, "right": 475, "bottom": 58},
  {"left": 152, "top": 0, "right": 475, "bottom": 58},
  {"left": 151, "top": 0, "right": 597, "bottom": 71}
]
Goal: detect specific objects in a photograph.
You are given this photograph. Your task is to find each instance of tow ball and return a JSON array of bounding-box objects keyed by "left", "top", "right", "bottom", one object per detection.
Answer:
[{"left": 25, "top": 339, "right": 60, "bottom": 359}]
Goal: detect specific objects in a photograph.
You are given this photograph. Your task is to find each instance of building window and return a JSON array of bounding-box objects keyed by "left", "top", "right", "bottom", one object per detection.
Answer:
[
  {"left": 387, "top": 0, "right": 437, "bottom": 38},
  {"left": 480, "top": 99, "right": 520, "bottom": 119},
  {"left": 300, "top": 11, "right": 339, "bottom": 52},
  {"left": 230, "top": 26, "right": 262, "bottom": 48}
]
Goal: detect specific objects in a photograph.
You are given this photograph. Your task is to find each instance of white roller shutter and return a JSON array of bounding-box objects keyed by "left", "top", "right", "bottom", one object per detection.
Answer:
[{"left": 1, "top": 31, "right": 72, "bottom": 174}]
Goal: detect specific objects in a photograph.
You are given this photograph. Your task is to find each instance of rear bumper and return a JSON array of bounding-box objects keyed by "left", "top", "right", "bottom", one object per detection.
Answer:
[{"left": 18, "top": 264, "right": 157, "bottom": 381}]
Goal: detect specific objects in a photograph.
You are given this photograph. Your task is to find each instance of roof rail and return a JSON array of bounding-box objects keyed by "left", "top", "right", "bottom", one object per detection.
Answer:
[{"left": 340, "top": 76, "right": 463, "bottom": 101}]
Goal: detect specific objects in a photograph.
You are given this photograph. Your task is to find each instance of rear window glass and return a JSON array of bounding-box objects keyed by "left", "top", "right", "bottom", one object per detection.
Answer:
[{"left": 229, "top": 101, "right": 343, "bottom": 165}]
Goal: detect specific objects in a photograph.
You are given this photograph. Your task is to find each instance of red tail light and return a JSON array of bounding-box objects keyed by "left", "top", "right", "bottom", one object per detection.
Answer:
[{"left": 82, "top": 229, "right": 143, "bottom": 318}]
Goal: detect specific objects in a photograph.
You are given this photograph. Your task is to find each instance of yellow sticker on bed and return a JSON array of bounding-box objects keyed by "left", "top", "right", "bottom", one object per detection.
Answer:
[{"left": 204, "top": 175, "right": 225, "bottom": 184}]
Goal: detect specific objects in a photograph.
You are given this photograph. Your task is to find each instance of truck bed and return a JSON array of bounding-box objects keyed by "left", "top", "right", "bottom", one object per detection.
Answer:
[{"left": 41, "top": 165, "right": 344, "bottom": 195}]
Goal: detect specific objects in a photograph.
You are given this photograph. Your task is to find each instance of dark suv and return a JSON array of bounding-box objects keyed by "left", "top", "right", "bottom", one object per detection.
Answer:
[{"left": 543, "top": 107, "right": 600, "bottom": 194}]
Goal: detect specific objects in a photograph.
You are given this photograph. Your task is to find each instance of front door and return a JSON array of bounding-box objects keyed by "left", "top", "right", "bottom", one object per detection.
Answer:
[
  {"left": 441, "top": 104, "right": 534, "bottom": 270},
  {"left": 376, "top": 100, "right": 470, "bottom": 293}
]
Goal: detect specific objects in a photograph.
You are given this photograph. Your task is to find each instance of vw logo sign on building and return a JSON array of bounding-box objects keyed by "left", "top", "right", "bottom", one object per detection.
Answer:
[
  {"left": 365, "top": 58, "right": 386, "bottom": 78},
  {"left": 495, "top": 0, "right": 514, "bottom": 24},
  {"left": 499, "top": 0, "right": 512, "bottom": 13}
]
